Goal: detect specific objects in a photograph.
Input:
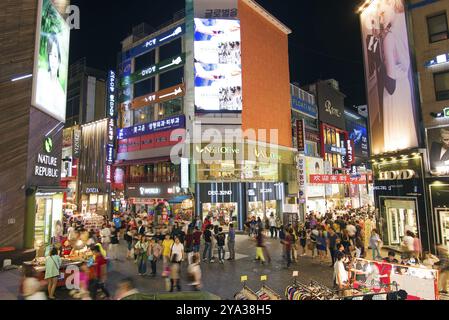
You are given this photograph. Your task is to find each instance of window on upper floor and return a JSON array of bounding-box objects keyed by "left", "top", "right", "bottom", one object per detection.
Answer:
[
  {"left": 134, "top": 50, "right": 156, "bottom": 72},
  {"left": 427, "top": 12, "right": 449, "bottom": 43},
  {"left": 434, "top": 71, "right": 449, "bottom": 101}
]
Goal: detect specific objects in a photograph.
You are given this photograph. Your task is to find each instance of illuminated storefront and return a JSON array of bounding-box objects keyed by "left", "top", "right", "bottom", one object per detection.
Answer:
[
  {"left": 321, "top": 123, "right": 349, "bottom": 170},
  {"left": 192, "top": 142, "right": 297, "bottom": 230},
  {"left": 372, "top": 152, "right": 431, "bottom": 252}
]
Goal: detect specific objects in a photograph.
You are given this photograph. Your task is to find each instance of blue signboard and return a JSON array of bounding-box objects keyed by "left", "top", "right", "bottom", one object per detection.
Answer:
[
  {"left": 124, "top": 24, "right": 185, "bottom": 60},
  {"left": 346, "top": 121, "right": 369, "bottom": 158},
  {"left": 117, "top": 115, "right": 186, "bottom": 140},
  {"left": 291, "top": 96, "right": 318, "bottom": 118}
]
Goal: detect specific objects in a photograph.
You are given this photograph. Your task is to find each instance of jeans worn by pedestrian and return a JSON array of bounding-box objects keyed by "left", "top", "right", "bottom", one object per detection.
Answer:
[
  {"left": 193, "top": 244, "right": 200, "bottom": 253},
  {"left": 286, "top": 250, "right": 292, "bottom": 268},
  {"left": 89, "top": 279, "right": 110, "bottom": 300},
  {"left": 228, "top": 241, "right": 235, "bottom": 260},
  {"left": 218, "top": 246, "right": 225, "bottom": 261},
  {"left": 203, "top": 242, "right": 212, "bottom": 262},
  {"left": 150, "top": 259, "right": 157, "bottom": 275},
  {"left": 137, "top": 255, "right": 147, "bottom": 274}
]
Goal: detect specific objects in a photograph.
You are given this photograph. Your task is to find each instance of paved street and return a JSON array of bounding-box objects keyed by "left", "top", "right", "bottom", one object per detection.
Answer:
[{"left": 0, "top": 235, "right": 335, "bottom": 300}]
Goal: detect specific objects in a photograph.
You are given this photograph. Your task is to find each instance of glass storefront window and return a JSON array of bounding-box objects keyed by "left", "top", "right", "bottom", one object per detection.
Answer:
[
  {"left": 133, "top": 105, "right": 155, "bottom": 125},
  {"left": 159, "top": 98, "right": 182, "bottom": 119},
  {"left": 202, "top": 202, "right": 238, "bottom": 232},
  {"left": 197, "top": 161, "right": 278, "bottom": 182},
  {"left": 383, "top": 199, "right": 418, "bottom": 246}
]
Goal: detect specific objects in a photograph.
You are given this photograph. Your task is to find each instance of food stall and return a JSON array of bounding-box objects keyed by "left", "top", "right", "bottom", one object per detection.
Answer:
[{"left": 349, "top": 258, "right": 439, "bottom": 300}]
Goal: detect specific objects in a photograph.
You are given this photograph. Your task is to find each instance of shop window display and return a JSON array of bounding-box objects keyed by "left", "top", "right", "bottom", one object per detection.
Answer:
[
  {"left": 383, "top": 199, "right": 418, "bottom": 246},
  {"left": 202, "top": 203, "right": 238, "bottom": 232}
]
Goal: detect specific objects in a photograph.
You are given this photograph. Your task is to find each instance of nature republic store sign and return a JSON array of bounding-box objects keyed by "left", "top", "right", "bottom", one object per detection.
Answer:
[{"left": 34, "top": 137, "right": 59, "bottom": 178}]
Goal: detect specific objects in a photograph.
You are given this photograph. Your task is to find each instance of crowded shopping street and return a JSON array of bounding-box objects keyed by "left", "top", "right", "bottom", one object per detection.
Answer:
[{"left": 2, "top": 0, "right": 449, "bottom": 308}]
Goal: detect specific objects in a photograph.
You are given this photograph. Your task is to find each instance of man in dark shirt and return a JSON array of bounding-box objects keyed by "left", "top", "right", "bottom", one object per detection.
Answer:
[
  {"left": 227, "top": 224, "right": 236, "bottom": 261},
  {"left": 203, "top": 225, "right": 213, "bottom": 263},
  {"left": 193, "top": 227, "right": 202, "bottom": 254},
  {"left": 137, "top": 221, "right": 145, "bottom": 236},
  {"left": 216, "top": 227, "right": 226, "bottom": 264}
]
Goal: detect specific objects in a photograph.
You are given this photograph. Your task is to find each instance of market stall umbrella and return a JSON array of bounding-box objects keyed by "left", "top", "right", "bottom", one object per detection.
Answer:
[{"left": 168, "top": 195, "right": 191, "bottom": 204}]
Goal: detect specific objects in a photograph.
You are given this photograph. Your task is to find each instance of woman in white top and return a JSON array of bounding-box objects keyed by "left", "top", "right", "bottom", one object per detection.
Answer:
[
  {"left": 402, "top": 231, "right": 416, "bottom": 257},
  {"left": 100, "top": 224, "right": 111, "bottom": 254},
  {"left": 170, "top": 237, "right": 185, "bottom": 263},
  {"left": 334, "top": 252, "right": 349, "bottom": 296}
]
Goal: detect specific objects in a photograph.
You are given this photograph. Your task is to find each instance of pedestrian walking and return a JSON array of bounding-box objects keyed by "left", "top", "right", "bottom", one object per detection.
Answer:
[
  {"left": 269, "top": 214, "right": 277, "bottom": 239},
  {"left": 369, "top": 229, "right": 382, "bottom": 260},
  {"left": 147, "top": 238, "right": 162, "bottom": 277},
  {"left": 187, "top": 254, "right": 202, "bottom": 291},
  {"left": 109, "top": 226, "right": 119, "bottom": 261},
  {"left": 203, "top": 225, "right": 213, "bottom": 263},
  {"left": 100, "top": 224, "right": 111, "bottom": 255},
  {"left": 44, "top": 247, "right": 61, "bottom": 300},
  {"left": 282, "top": 229, "right": 292, "bottom": 268},
  {"left": 170, "top": 236, "right": 185, "bottom": 264},
  {"left": 135, "top": 235, "right": 149, "bottom": 276},
  {"left": 89, "top": 246, "right": 111, "bottom": 300},
  {"left": 169, "top": 254, "right": 182, "bottom": 292},
  {"left": 227, "top": 223, "right": 236, "bottom": 261},
  {"left": 162, "top": 234, "right": 174, "bottom": 276},
  {"left": 193, "top": 227, "right": 202, "bottom": 254},
  {"left": 185, "top": 228, "right": 194, "bottom": 265}
]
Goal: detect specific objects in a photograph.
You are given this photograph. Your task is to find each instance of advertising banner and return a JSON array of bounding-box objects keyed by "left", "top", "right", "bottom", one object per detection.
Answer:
[
  {"left": 117, "top": 115, "right": 186, "bottom": 140},
  {"left": 194, "top": 18, "right": 242, "bottom": 112},
  {"left": 360, "top": 0, "right": 419, "bottom": 155},
  {"left": 305, "top": 157, "right": 325, "bottom": 198},
  {"left": 131, "top": 84, "right": 185, "bottom": 110},
  {"left": 347, "top": 120, "right": 369, "bottom": 158},
  {"left": 427, "top": 126, "right": 449, "bottom": 176},
  {"left": 194, "top": 0, "right": 238, "bottom": 20},
  {"left": 31, "top": 0, "right": 71, "bottom": 122},
  {"left": 309, "top": 174, "right": 372, "bottom": 185}
]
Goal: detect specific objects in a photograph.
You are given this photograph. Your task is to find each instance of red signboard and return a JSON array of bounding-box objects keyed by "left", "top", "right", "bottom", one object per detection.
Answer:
[
  {"left": 309, "top": 174, "right": 373, "bottom": 185},
  {"left": 117, "top": 129, "right": 185, "bottom": 154},
  {"left": 296, "top": 119, "right": 305, "bottom": 152}
]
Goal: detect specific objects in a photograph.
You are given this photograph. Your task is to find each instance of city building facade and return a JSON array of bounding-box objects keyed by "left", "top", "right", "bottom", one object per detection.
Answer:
[{"left": 113, "top": 0, "right": 298, "bottom": 230}]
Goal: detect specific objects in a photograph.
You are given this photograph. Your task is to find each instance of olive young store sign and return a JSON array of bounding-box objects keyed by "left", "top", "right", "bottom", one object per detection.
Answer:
[{"left": 194, "top": 144, "right": 287, "bottom": 163}]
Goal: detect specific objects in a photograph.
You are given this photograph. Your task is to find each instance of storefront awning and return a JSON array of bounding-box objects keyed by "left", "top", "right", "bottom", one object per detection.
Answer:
[
  {"left": 113, "top": 156, "right": 171, "bottom": 167},
  {"left": 168, "top": 195, "right": 191, "bottom": 204}
]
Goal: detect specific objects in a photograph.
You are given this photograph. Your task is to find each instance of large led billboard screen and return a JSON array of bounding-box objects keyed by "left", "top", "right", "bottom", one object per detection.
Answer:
[
  {"left": 194, "top": 18, "right": 242, "bottom": 112},
  {"left": 360, "top": 0, "right": 419, "bottom": 155},
  {"left": 31, "top": 0, "right": 70, "bottom": 122}
]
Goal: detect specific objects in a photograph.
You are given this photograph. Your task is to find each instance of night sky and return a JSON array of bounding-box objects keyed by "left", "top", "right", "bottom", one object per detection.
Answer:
[{"left": 69, "top": 0, "right": 366, "bottom": 107}]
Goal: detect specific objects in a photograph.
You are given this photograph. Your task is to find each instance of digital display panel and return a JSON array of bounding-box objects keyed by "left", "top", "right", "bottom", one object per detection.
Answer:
[
  {"left": 194, "top": 18, "right": 242, "bottom": 112},
  {"left": 31, "top": 0, "right": 71, "bottom": 122}
]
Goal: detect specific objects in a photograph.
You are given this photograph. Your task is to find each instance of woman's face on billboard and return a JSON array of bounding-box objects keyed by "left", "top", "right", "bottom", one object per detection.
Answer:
[
  {"left": 49, "top": 42, "right": 60, "bottom": 77},
  {"left": 379, "top": 1, "right": 396, "bottom": 27}
]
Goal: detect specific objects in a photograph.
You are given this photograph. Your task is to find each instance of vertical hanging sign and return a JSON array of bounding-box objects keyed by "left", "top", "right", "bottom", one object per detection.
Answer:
[{"left": 106, "top": 70, "right": 116, "bottom": 182}]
